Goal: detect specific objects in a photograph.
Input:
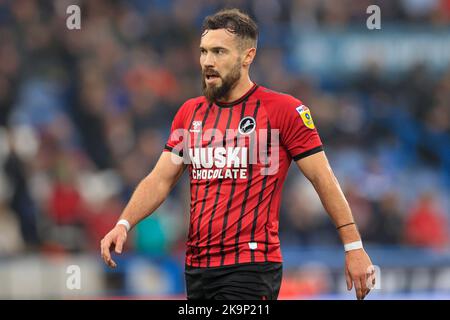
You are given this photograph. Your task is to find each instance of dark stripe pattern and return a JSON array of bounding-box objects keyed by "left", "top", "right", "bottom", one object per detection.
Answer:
[
  {"left": 264, "top": 179, "right": 278, "bottom": 261},
  {"left": 219, "top": 99, "right": 248, "bottom": 266},
  {"left": 193, "top": 103, "right": 219, "bottom": 266},
  {"left": 233, "top": 100, "right": 261, "bottom": 264},
  {"left": 189, "top": 103, "right": 210, "bottom": 266},
  {"left": 205, "top": 108, "right": 233, "bottom": 267}
]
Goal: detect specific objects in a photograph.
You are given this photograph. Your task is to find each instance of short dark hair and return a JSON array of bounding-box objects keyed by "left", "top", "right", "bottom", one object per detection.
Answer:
[{"left": 201, "top": 8, "right": 258, "bottom": 50}]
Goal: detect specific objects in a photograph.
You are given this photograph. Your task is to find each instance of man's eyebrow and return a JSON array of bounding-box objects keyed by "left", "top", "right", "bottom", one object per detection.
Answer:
[{"left": 199, "top": 46, "right": 228, "bottom": 51}]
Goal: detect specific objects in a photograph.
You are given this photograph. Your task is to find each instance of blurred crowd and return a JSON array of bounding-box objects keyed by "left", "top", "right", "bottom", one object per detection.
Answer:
[{"left": 0, "top": 0, "right": 449, "bottom": 258}]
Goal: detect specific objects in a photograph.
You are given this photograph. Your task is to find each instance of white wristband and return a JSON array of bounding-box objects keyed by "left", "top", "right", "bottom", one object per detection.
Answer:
[
  {"left": 344, "top": 241, "right": 363, "bottom": 252},
  {"left": 116, "top": 219, "right": 131, "bottom": 232}
]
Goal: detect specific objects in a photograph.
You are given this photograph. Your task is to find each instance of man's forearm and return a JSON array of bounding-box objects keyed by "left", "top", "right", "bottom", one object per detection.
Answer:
[
  {"left": 118, "top": 172, "right": 173, "bottom": 229},
  {"left": 309, "top": 169, "right": 361, "bottom": 244}
]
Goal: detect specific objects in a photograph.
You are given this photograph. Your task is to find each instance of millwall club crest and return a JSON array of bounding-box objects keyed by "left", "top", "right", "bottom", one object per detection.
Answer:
[{"left": 238, "top": 116, "right": 256, "bottom": 135}]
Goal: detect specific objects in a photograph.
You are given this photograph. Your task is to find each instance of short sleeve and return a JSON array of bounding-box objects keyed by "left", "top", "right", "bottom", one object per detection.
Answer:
[
  {"left": 164, "top": 102, "right": 189, "bottom": 157},
  {"left": 279, "top": 100, "right": 323, "bottom": 161}
]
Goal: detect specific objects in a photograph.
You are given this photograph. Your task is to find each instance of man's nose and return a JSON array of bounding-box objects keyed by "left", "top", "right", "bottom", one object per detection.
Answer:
[{"left": 203, "top": 52, "right": 215, "bottom": 67}]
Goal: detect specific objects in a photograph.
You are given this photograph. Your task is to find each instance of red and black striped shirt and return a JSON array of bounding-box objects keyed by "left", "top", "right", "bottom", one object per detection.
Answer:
[{"left": 164, "top": 84, "right": 323, "bottom": 268}]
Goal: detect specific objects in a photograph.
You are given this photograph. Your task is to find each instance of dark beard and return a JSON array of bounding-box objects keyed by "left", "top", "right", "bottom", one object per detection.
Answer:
[{"left": 202, "top": 62, "right": 241, "bottom": 103}]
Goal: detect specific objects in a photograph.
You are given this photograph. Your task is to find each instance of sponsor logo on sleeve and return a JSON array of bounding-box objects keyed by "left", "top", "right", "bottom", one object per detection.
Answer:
[
  {"left": 295, "top": 105, "right": 315, "bottom": 129},
  {"left": 190, "top": 120, "right": 202, "bottom": 133}
]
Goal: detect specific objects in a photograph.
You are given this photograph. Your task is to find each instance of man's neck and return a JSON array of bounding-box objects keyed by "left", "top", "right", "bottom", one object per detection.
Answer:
[{"left": 219, "top": 76, "right": 254, "bottom": 103}]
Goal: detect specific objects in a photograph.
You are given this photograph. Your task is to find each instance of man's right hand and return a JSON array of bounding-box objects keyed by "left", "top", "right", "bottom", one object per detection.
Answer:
[
  {"left": 98, "top": 152, "right": 185, "bottom": 268},
  {"left": 100, "top": 224, "right": 128, "bottom": 268}
]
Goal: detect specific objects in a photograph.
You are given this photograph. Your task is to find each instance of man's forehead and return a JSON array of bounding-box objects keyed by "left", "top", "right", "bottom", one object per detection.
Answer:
[{"left": 200, "top": 28, "right": 237, "bottom": 47}]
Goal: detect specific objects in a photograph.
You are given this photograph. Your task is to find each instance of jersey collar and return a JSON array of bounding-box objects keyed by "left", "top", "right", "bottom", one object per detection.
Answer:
[{"left": 214, "top": 83, "right": 259, "bottom": 108}]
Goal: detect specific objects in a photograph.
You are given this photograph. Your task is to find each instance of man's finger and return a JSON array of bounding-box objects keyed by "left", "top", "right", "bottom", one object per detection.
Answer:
[
  {"left": 362, "top": 288, "right": 370, "bottom": 300},
  {"left": 100, "top": 240, "right": 108, "bottom": 263},
  {"left": 354, "top": 277, "right": 363, "bottom": 300},
  {"left": 359, "top": 276, "right": 368, "bottom": 300},
  {"left": 345, "top": 268, "right": 353, "bottom": 291},
  {"left": 101, "top": 239, "right": 111, "bottom": 261},
  {"left": 101, "top": 238, "right": 116, "bottom": 268},
  {"left": 104, "top": 252, "right": 117, "bottom": 268},
  {"left": 366, "top": 270, "right": 376, "bottom": 290},
  {"left": 108, "top": 259, "right": 117, "bottom": 268},
  {"left": 361, "top": 273, "right": 369, "bottom": 290},
  {"left": 115, "top": 236, "right": 124, "bottom": 254},
  {"left": 100, "top": 240, "right": 104, "bottom": 258}
]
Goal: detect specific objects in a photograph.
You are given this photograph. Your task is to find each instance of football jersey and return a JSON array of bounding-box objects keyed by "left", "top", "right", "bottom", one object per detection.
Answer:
[{"left": 164, "top": 84, "right": 323, "bottom": 267}]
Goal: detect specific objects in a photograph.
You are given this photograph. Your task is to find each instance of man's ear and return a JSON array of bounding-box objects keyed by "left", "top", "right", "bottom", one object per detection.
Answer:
[{"left": 242, "top": 47, "right": 256, "bottom": 67}]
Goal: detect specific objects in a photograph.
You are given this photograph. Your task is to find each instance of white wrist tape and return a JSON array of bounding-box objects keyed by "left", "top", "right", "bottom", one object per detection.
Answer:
[
  {"left": 117, "top": 219, "right": 131, "bottom": 232},
  {"left": 344, "top": 241, "right": 363, "bottom": 252}
]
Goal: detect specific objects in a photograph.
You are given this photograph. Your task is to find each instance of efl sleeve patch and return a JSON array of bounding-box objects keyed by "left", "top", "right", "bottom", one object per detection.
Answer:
[{"left": 295, "top": 105, "right": 315, "bottom": 129}]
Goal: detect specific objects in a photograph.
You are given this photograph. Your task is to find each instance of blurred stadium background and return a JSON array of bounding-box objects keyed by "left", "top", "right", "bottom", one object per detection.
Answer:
[{"left": 0, "top": 0, "right": 449, "bottom": 299}]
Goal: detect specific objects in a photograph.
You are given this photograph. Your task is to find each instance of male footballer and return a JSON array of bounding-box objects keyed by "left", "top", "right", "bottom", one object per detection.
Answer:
[{"left": 101, "top": 8, "right": 375, "bottom": 300}]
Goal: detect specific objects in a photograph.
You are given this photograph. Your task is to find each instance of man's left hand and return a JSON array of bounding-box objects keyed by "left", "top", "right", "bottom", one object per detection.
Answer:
[{"left": 345, "top": 249, "right": 375, "bottom": 300}]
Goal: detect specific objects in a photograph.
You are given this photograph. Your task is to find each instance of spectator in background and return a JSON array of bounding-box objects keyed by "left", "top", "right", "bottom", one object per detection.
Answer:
[
  {"left": 0, "top": 201, "right": 25, "bottom": 255},
  {"left": 343, "top": 183, "right": 375, "bottom": 242},
  {"left": 283, "top": 177, "right": 339, "bottom": 245},
  {"left": 0, "top": 0, "right": 448, "bottom": 258},
  {"left": 3, "top": 132, "right": 40, "bottom": 249},
  {"left": 405, "top": 192, "right": 449, "bottom": 249},
  {"left": 368, "top": 192, "right": 405, "bottom": 245}
]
